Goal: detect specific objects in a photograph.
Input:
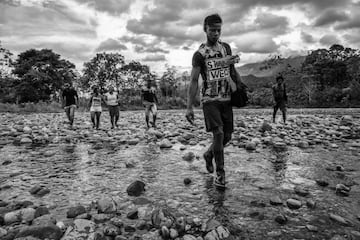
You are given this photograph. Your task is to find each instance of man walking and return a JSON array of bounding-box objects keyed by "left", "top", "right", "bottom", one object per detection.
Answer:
[
  {"left": 141, "top": 81, "right": 158, "bottom": 129},
  {"left": 62, "top": 82, "right": 79, "bottom": 128},
  {"left": 105, "top": 86, "right": 120, "bottom": 129},
  {"left": 272, "top": 75, "right": 287, "bottom": 124},
  {"left": 186, "top": 13, "right": 242, "bottom": 188}
]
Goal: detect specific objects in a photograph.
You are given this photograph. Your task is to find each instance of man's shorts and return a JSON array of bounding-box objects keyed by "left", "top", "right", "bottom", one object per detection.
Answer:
[
  {"left": 202, "top": 101, "right": 233, "bottom": 133},
  {"left": 108, "top": 105, "right": 119, "bottom": 116},
  {"left": 144, "top": 101, "right": 157, "bottom": 114},
  {"left": 64, "top": 104, "right": 76, "bottom": 111},
  {"left": 274, "top": 101, "right": 286, "bottom": 112}
]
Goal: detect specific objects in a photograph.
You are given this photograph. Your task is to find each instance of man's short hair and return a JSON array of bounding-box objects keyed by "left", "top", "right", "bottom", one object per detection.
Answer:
[
  {"left": 203, "top": 13, "right": 222, "bottom": 32},
  {"left": 276, "top": 75, "right": 284, "bottom": 81}
]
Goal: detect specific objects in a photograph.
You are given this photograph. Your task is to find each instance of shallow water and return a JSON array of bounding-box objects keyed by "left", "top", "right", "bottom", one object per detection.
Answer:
[{"left": 0, "top": 109, "right": 360, "bottom": 239}]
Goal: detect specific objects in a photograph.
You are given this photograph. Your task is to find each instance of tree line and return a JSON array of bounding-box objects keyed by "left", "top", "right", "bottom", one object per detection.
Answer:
[{"left": 1, "top": 42, "right": 359, "bottom": 108}]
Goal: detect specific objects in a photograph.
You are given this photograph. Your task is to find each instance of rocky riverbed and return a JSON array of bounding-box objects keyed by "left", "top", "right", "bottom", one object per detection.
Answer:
[{"left": 0, "top": 108, "right": 360, "bottom": 240}]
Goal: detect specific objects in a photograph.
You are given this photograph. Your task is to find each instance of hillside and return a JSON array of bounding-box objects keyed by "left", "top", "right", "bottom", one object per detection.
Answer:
[{"left": 237, "top": 55, "right": 305, "bottom": 77}]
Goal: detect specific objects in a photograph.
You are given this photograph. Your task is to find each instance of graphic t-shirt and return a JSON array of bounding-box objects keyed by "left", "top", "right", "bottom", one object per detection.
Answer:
[
  {"left": 62, "top": 88, "right": 78, "bottom": 106},
  {"left": 91, "top": 95, "right": 102, "bottom": 107},
  {"left": 192, "top": 41, "right": 233, "bottom": 103},
  {"left": 106, "top": 92, "right": 118, "bottom": 106}
]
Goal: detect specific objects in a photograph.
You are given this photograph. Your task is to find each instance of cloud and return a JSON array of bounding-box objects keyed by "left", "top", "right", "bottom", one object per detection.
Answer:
[
  {"left": 232, "top": 32, "right": 280, "bottom": 53},
  {"left": 343, "top": 30, "right": 360, "bottom": 46},
  {"left": 301, "top": 31, "right": 316, "bottom": 43},
  {"left": 134, "top": 45, "right": 169, "bottom": 54},
  {"left": 96, "top": 38, "right": 127, "bottom": 52},
  {"left": 73, "top": 0, "right": 132, "bottom": 15},
  {"left": 319, "top": 34, "right": 341, "bottom": 46},
  {"left": 142, "top": 54, "right": 166, "bottom": 62},
  {"left": 314, "top": 9, "right": 349, "bottom": 26},
  {"left": 0, "top": 2, "right": 97, "bottom": 38},
  {"left": 335, "top": 15, "right": 360, "bottom": 30}
]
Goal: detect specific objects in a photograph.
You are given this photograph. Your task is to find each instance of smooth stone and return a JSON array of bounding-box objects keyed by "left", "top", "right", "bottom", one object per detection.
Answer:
[
  {"left": 294, "top": 186, "right": 310, "bottom": 197},
  {"left": 97, "top": 198, "right": 117, "bottom": 214},
  {"left": 275, "top": 214, "right": 287, "bottom": 224},
  {"left": 126, "top": 181, "right": 146, "bottom": 197},
  {"left": 269, "top": 196, "right": 283, "bottom": 205},
  {"left": 182, "top": 152, "right": 195, "bottom": 161},
  {"left": 159, "top": 139, "right": 173, "bottom": 148},
  {"left": 15, "top": 225, "right": 62, "bottom": 240},
  {"left": 66, "top": 205, "right": 86, "bottom": 218},
  {"left": 32, "top": 214, "right": 56, "bottom": 226},
  {"left": 184, "top": 178, "right": 192, "bottom": 185},
  {"left": 306, "top": 224, "right": 318, "bottom": 232},
  {"left": 286, "top": 199, "right": 302, "bottom": 209},
  {"left": 92, "top": 214, "right": 111, "bottom": 224},
  {"left": 127, "top": 210, "right": 138, "bottom": 220},
  {"left": 329, "top": 213, "right": 350, "bottom": 226},
  {"left": 133, "top": 197, "right": 152, "bottom": 205},
  {"left": 103, "top": 225, "right": 121, "bottom": 237}
]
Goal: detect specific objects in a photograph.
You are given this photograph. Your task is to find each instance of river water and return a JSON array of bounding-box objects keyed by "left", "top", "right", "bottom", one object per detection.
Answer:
[{"left": 0, "top": 109, "right": 360, "bottom": 239}]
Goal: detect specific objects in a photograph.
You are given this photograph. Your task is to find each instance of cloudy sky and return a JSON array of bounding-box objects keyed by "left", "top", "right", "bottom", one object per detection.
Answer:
[{"left": 1, "top": 0, "right": 360, "bottom": 74}]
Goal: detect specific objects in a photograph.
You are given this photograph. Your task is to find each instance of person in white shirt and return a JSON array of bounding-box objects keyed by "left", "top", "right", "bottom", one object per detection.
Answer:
[{"left": 105, "top": 86, "right": 120, "bottom": 129}]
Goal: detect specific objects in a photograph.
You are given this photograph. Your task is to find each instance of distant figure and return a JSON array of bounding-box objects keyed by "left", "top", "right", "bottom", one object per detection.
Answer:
[
  {"left": 105, "top": 86, "right": 120, "bottom": 129},
  {"left": 62, "top": 82, "right": 79, "bottom": 128},
  {"left": 185, "top": 13, "right": 242, "bottom": 188},
  {"left": 272, "top": 75, "right": 287, "bottom": 124},
  {"left": 141, "top": 81, "right": 158, "bottom": 129},
  {"left": 88, "top": 87, "right": 106, "bottom": 130}
]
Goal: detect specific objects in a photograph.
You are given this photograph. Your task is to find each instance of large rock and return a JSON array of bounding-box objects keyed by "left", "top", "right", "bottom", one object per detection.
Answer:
[
  {"left": 260, "top": 121, "right": 272, "bottom": 132},
  {"left": 286, "top": 199, "right": 302, "bottom": 209},
  {"left": 15, "top": 225, "right": 62, "bottom": 240},
  {"left": 32, "top": 214, "right": 57, "bottom": 226},
  {"left": 204, "top": 226, "right": 230, "bottom": 240},
  {"left": 61, "top": 219, "right": 96, "bottom": 240},
  {"left": 159, "top": 139, "right": 173, "bottom": 149},
  {"left": 66, "top": 205, "right": 86, "bottom": 218},
  {"left": 127, "top": 181, "right": 146, "bottom": 197},
  {"left": 182, "top": 152, "right": 195, "bottom": 162},
  {"left": 97, "top": 198, "right": 117, "bottom": 214}
]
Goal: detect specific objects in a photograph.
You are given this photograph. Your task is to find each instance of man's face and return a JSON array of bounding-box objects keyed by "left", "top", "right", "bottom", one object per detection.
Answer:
[{"left": 205, "top": 23, "right": 222, "bottom": 43}]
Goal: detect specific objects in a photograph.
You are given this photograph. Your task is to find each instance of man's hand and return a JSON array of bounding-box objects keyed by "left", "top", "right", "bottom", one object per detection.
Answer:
[
  {"left": 224, "top": 55, "right": 240, "bottom": 65},
  {"left": 185, "top": 108, "right": 195, "bottom": 125}
]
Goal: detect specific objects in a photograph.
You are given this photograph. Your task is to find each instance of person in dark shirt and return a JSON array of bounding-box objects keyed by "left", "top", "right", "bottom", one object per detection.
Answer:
[
  {"left": 62, "top": 82, "right": 79, "bottom": 128},
  {"left": 185, "top": 13, "right": 242, "bottom": 188},
  {"left": 272, "top": 75, "right": 287, "bottom": 124},
  {"left": 141, "top": 81, "right": 158, "bottom": 129}
]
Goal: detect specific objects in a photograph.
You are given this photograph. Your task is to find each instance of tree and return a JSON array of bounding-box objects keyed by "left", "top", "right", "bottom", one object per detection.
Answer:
[
  {"left": 121, "top": 60, "right": 151, "bottom": 90},
  {"left": 81, "top": 52, "right": 125, "bottom": 92},
  {"left": 160, "top": 65, "right": 177, "bottom": 98},
  {"left": 12, "top": 49, "right": 75, "bottom": 103}
]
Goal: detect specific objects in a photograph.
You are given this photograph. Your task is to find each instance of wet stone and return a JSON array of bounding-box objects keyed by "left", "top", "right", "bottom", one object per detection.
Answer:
[
  {"left": 306, "top": 199, "right": 316, "bottom": 209},
  {"left": 132, "top": 197, "right": 152, "bottom": 205},
  {"left": 126, "top": 180, "right": 145, "bottom": 197},
  {"left": 184, "top": 178, "right": 192, "bottom": 185},
  {"left": 294, "top": 186, "right": 310, "bottom": 197},
  {"left": 182, "top": 152, "right": 195, "bottom": 161},
  {"left": 15, "top": 225, "right": 62, "bottom": 240},
  {"left": 275, "top": 214, "right": 287, "bottom": 225},
  {"left": 66, "top": 205, "right": 86, "bottom": 218},
  {"left": 127, "top": 210, "right": 138, "bottom": 220},
  {"left": 269, "top": 196, "right": 283, "bottom": 206},
  {"left": 329, "top": 213, "right": 350, "bottom": 226},
  {"left": 286, "top": 199, "right": 302, "bottom": 209},
  {"left": 306, "top": 224, "right": 318, "bottom": 232},
  {"left": 316, "top": 179, "right": 329, "bottom": 187},
  {"left": 103, "top": 224, "right": 121, "bottom": 237},
  {"left": 92, "top": 213, "right": 111, "bottom": 224}
]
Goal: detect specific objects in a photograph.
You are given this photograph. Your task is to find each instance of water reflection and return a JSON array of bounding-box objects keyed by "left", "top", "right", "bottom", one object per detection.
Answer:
[{"left": 271, "top": 151, "right": 289, "bottom": 183}]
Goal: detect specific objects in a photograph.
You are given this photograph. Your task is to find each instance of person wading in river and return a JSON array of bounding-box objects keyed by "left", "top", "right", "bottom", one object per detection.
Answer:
[
  {"left": 62, "top": 81, "right": 79, "bottom": 129},
  {"left": 88, "top": 87, "right": 106, "bottom": 130},
  {"left": 141, "top": 81, "right": 158, "bottom": 129},
  {"left": 186, "top": 13, "right": 243, "bottom": 188},
  {"left": 105, "top": 86, "right": 120, "bottom": 129},
  {"left": 272, "top": 75, "right": 287, "bottom": 124}
]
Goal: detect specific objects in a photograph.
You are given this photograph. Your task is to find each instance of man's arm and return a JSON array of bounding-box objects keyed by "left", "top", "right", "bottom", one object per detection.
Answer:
[
  {"left": 187, "top": 66, "right": 200, "bottom": 110},
  {"left": 74, "top": 90, "right": 79, "bottom": 106},
  {"left": 88, "top": 96, "right": 93, "bottom": 109}
]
